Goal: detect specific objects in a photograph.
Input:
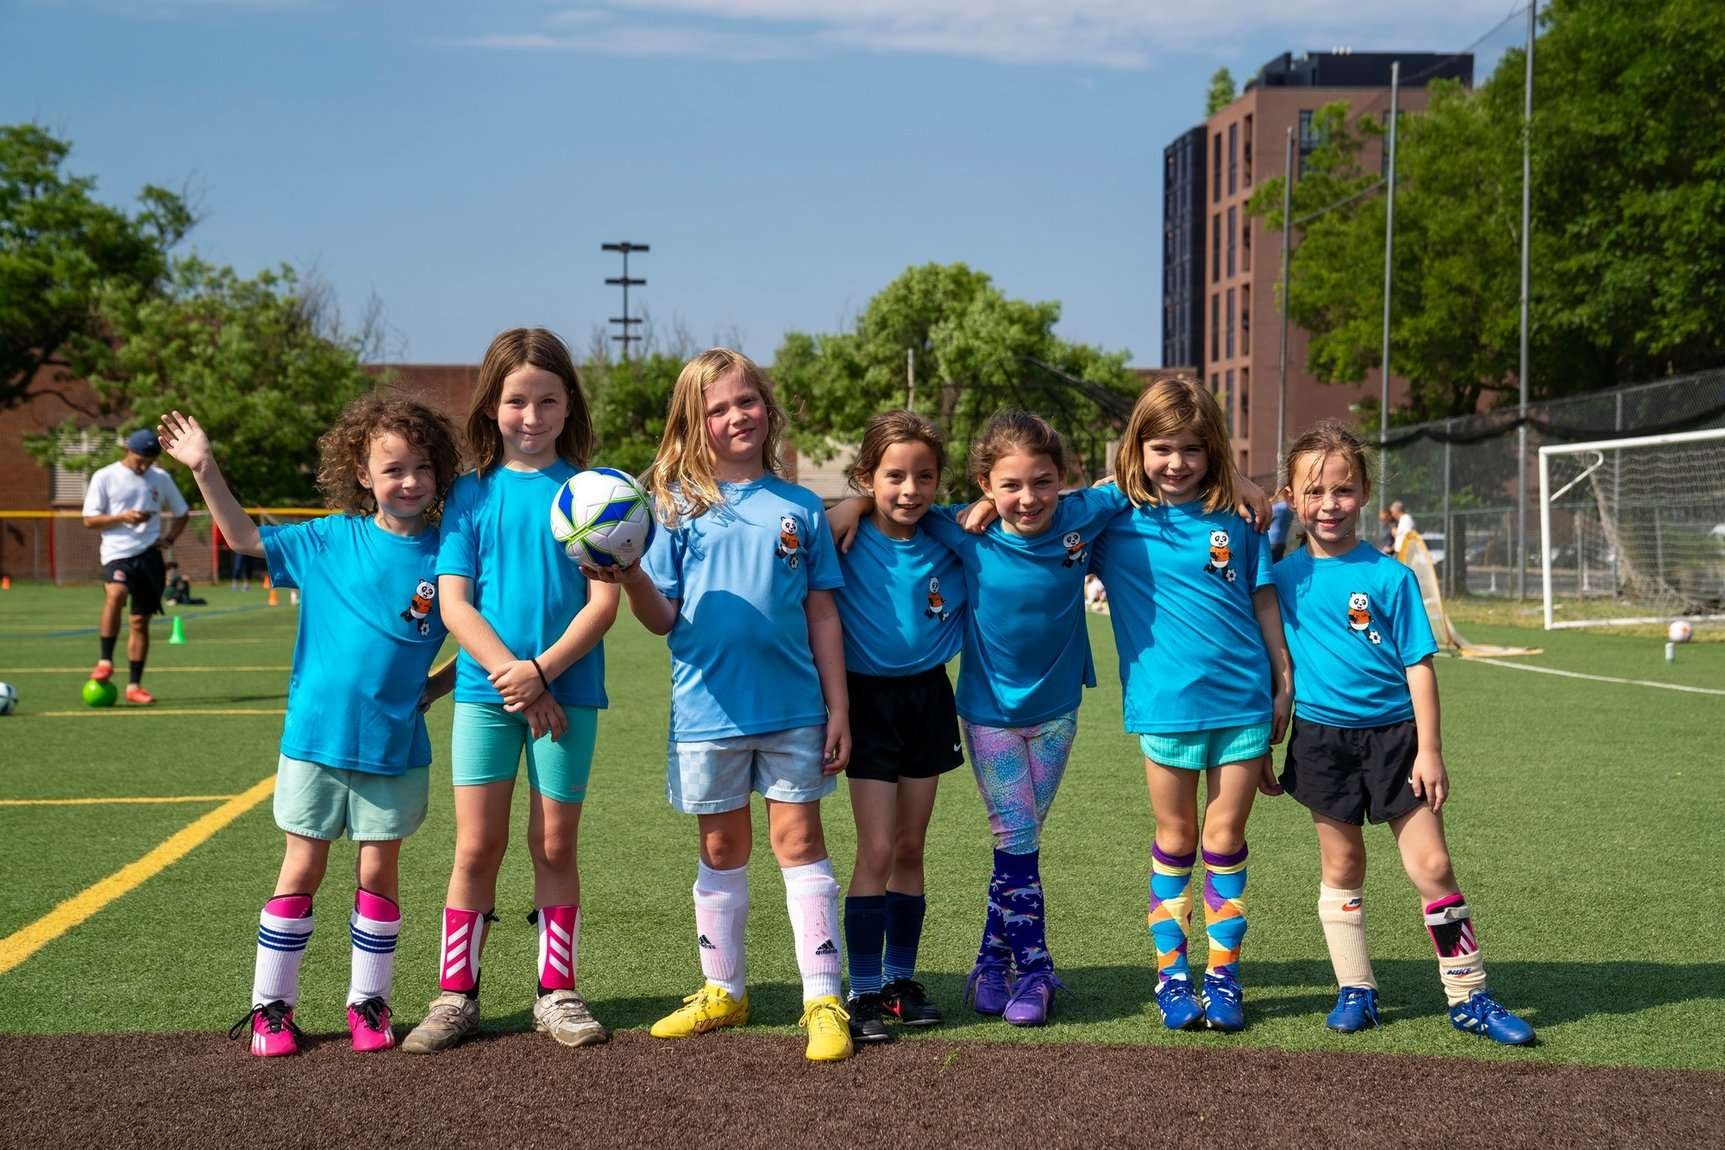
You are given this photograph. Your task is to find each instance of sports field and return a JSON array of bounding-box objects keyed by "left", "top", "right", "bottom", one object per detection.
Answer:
[{"left": 1, "top": 581, "right": 1722, "bottom": 1143}]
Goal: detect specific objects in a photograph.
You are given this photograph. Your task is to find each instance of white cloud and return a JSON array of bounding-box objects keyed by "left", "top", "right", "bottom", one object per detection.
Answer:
[{"left": 470, "top": 0, "right": 1524, "bottom": 69}]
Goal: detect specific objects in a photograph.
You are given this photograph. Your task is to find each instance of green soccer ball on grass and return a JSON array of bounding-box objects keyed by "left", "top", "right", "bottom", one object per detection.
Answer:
[{"left": 82, "top": 678, "right": 117, "bottom": 708}]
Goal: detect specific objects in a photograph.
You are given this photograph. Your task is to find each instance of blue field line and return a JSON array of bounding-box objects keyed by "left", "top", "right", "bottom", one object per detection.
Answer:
[{"left": 0, "top": 603, "right": 278, "bottom": 641}]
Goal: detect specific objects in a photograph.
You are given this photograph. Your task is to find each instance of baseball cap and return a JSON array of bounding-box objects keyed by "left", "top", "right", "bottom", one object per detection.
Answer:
[{"left": 126, "top": 429, "right": 161, "bottom": 456}]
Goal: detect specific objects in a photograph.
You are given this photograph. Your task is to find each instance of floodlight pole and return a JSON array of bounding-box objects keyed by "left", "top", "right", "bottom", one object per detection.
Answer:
[
  {"left": 1515, "top": 1, "right": 1536, "bottom": 599},
  {"left": 1276, "top": 127, "right": 1293, "bottom": 485},
  {"left": 603, "top": 242, "right": 649, "bottom": 360},
  {"left": 1379, "top": 62, "right": 1400, "bottom": 521}
]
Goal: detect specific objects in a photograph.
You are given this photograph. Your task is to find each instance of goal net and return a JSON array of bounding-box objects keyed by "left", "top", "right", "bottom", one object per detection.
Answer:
[
  {"left": 1397, "top": 531, "right": 1541, "bottom": 657},
  {"left": 1539, "top": 428, "right": 1725, "bottom": 629}
]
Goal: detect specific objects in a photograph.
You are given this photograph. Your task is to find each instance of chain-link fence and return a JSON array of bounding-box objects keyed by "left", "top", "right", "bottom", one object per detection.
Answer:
[{"left": 1379, "top": 368, "right": 1725, "bottom": 598}]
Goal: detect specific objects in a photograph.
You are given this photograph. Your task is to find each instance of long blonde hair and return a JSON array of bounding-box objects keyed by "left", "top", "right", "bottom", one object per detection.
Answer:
[
  {"left": 643, "top": 348, "right": 787, "bottom": 526},
  {"left": 1115, "top": 376, "right": 1237, "bottom": 513}
]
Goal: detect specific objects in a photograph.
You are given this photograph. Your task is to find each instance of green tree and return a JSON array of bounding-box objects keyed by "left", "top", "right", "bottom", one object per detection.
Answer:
[
  {"left": 1247, "top": 0, "right": 1725, "bottom": 418},
  {"left": 1206, "top": 67, "right": 1237, "bottom": 116},
  {"left": 771, "top": 263, "right": 1139, "bottom": 495},
  {"left": 26, "top": 258, "right": 377, "bottom": 506},
  {"left": 0, "top": 123, "right": 193, "bottom": 411},
  {"left": 585, "top": 349, "right": 683, "bottom": 478}
]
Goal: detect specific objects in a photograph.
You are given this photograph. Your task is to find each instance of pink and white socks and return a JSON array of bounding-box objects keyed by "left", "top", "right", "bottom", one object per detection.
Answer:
[
  {"left": 783, "top": 859, "right": 842, "bottom": 1004},
  {"left": 693, "top": 862, "right": 749, "bottom": 997}
]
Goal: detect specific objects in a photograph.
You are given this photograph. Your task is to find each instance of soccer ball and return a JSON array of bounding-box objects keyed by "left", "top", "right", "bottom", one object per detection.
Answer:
[
  {"left": 82, "top": 678, "right": 117, "bottom": 708},
  {"left": 0, "top": 681, "right": 15, "bottom": 715},
  {"left": 1667, "top": 619, "right": 1694, "bottom": 644},
  {"left": 550, "top": 467, "right": 656, "bottom": 568}
]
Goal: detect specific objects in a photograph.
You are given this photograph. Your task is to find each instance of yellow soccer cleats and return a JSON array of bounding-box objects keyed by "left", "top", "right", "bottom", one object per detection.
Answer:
[
  {"left": 650, "top": 984, "right": 751, "bottom": 1039},
  {"left": 799, "top": 995, "right": 854, "bottom": 1062}
]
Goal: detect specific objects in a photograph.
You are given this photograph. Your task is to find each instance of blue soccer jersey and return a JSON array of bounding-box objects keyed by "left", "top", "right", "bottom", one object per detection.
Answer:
[
  {"left": 1272, "top": 541, "right": 1439, "bottom": 728},
  {"left": 1092, "top": 499, "right": 1274, "bottom": 734},
  {"left": 920, "top": 487, "right": 1129, "bottom": 728},
  {"left": 260, "top": 515, "right": 447, "bottom": 775},
  {"left": 436, "top": 464, "right": 608, "bottom": 710},
  {"left": 642, "top": 475, "right": 845, "bottom": 741},
  {"left": 834, "top": 518, "right": 965, "bottom": 677}
]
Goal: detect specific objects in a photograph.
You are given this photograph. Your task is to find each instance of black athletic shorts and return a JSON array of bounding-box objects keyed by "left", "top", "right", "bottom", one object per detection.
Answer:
[
  {"left": 846, "top": 665, "right": 965, "bottom": 784},
  {"left": 102, "top": 548, "right": 167, "bottom": 617},
  {"left": 1280, "top": 716, "right": 1421, "bottom": 826}
]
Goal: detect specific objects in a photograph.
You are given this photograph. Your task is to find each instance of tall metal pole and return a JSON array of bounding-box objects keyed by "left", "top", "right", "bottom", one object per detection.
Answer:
[
  {"left": 1379, "top": 61, "right": 1400, "bottom": 522},
  {"left": 1276, "top": 127, "right": 1294, "bottom": 484},
  {"left": 1515, "top": 0, "right": 1536, "bottom": 598},
  {"left": 907, "top": 347, "right": 916, "bottom": 412},
  {"left": 602, "top": 241, "right": 649, "bottom": 360}
]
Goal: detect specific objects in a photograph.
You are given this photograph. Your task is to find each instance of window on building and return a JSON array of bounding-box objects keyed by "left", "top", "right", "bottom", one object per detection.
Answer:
[
  {"left": 1242, "top": 216, "right": 1252, "bottom": 272},
  {"left": 1227, "top": 206, "right": 1237, "bottom": 278},
  {"left": 1210, "top": 294, "right": 1220, "bottom": 361},
  {"left": 50, "top": 430, "right": 101, "bottom": 506},
  {"left": 1240, "top": 367, "right": 1250, "bottom": 422},
  {"left": 1228, "top": 123, "right": 1237, "bottom": 196},
  {"left": 1213, "top": 132, "right": 1222, "bottom": 203},
  {"left": 1224, "top": 369, "right": 1236, "bottom": 436},
  {"left": 1243, "top": 115, "right": 1254, "bottom": 184},
  {"left": 1298, "top": 109, "right": 1322, "bottom": 176},
  {"left": 1225, "top": 289, "right": 1235, "bottom": 358},
  {"left": 1212, "top": 214, "right": 1221, "bottom": 283},
  {"left": 1241, "top": 299, "right": 1250, "bottom": 340},
  {"left": 1211, "top": 372, "right": 1219, "bottom": 395}
]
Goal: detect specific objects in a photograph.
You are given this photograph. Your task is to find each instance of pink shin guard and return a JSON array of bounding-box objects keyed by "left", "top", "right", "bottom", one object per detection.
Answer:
[
  {"left": 439, "top": 906, "right": 489, "bottom": 995},
  {"left": 536, "top": 905, "right": 580, "bottom": 992}
]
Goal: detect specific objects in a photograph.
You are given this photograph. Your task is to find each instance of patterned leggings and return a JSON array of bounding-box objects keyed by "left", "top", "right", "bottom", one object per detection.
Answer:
[{"left": 962, "top": 712, "right": 1079, "bottom": 856}]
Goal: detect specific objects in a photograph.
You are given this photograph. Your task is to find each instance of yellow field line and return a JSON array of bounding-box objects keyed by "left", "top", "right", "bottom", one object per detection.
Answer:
[
  {"left": 5, "top": 666, "right": 290, "bottom": 674},
  {"left": 0, "top": 795, "right": 239, "bottom": 807},
  {"left": 0, "top": 775, "right": 275, "bottom": 978},
  {"left": 33, "top": 708, "right": 287, "bottom": 717}
]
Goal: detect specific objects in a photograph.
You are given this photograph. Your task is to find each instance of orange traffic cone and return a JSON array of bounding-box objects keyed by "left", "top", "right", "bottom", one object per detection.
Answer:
[
  {"left": 267, "top": 585, "right": 280, "bottom": 607},
  {"left": 1, "top": 575, "right": 10, "bottom": 590}
]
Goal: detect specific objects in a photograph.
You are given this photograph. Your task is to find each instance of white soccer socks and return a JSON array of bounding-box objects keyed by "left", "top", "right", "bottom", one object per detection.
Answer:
[
  {"left": 693, "top": 862, "right": 749, "bottom": 997},
  {"left": 1318, "top": 884, "right": 1376, "bottom": 990},
  {"left": 253, "top": 894, "right": 314, "bottom": 1007},
  {"left": 783, "top": 858, "right": 843, "bottom": 1004},
  {"left": 347, "top": 889, "right": 400, "bottom": 1006}
]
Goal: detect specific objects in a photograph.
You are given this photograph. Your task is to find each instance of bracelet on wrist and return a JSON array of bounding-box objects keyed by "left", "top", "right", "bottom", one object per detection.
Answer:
[{"left": 529, "top": 657, "right": 550, "bottom": 690}]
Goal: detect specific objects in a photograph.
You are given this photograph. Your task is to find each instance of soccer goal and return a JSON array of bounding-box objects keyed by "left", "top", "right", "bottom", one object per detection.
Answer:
[{"left": 1539, "top": 428, "right": 1725, "bottom": 630}]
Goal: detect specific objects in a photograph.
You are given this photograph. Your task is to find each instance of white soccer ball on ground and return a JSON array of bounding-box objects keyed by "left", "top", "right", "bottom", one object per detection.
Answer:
[
  {"left": 1667, "top": 619, "right": 1694, "bottom": 644},
  {"left": 550, "top": 467, "right": 656, "bottom": 568},
  {"left": 0, "top": 681, "right": 16, "bottom": 715}
]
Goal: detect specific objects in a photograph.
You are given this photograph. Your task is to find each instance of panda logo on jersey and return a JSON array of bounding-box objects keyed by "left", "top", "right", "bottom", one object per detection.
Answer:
[
  {"left": 924, "top": 575, "right": 949, "bottom": 621},
  {"left": 775, "top": 515, "right": 802, "bottom": 569},
  {"left": 1347, "top": 591, "right": 1383, "bottom": 645},
  {"left": 1061, "top": 531, "right": 1087, "bottom": 568},
  {"left": 1205, "top": 529, "right": 1238, "bottom": 582},
  {"left": 401, "top": 579, "right": 436, "bottom": 636}
]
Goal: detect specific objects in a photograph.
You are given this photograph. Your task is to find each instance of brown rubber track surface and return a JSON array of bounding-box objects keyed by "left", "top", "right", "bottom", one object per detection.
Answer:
[{"left": 2, "top": 1029, "right": 1721, "bottom": 1149}]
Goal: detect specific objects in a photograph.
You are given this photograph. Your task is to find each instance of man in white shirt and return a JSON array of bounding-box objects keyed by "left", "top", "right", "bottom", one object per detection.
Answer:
[
  {"left": 1390, "top": 500, "right": 1416, "bottom": 555},
  {"left": 82, "top": 429, "right": 190, "bottom": 704}
]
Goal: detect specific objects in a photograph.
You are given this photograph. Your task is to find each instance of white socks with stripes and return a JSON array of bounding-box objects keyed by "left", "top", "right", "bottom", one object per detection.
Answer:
[
  {"left": 348, "top": 889, "right": 400, "bottom": 1005},
  {"left": 252, "top": 894, "right": 313, "bottom": 1007}
]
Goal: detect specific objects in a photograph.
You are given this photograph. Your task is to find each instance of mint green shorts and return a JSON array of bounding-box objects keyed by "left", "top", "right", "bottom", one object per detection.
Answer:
[
  {"left": 1139, "top": 723, "right": 1273, "bottom": 772},
  {"left": 450, "top": 701, "right": 598, "bottom": 804},
  {"left": 273, "top": 755, "right": 429, "bottom": 842}
]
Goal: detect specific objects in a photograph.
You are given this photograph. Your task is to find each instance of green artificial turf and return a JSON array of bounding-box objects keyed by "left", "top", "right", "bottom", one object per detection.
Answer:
[{"left": 0, "top": 581, "right": 1720, "bottom": 1069}]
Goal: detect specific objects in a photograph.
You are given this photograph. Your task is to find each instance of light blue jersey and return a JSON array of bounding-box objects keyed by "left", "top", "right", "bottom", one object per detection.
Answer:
[
  {"left": 260, "top": 515, "right": 447, "bottom": 775},
  {"left": 436, "top": 464, "right": 608, "bottom": 710},
  {"left": 834, "top": 518, "right": 965, "bottom": 677},
  {"left": 920, "top": 487, "right": 1128, "bottom": 728},
  {"left": 1092, "top": 500, "right": 1273, "bottom": 734},
  {"left": 1272, "top": 541, "right": 1438, "bottom": 728},
  {"left": 642, "top": 475, "right": 844, "bottom": 741}
]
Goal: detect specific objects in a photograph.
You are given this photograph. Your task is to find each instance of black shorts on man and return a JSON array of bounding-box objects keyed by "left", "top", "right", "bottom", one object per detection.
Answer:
[{"left": 102, "top": 548, "right": 168, "bottom": 618}]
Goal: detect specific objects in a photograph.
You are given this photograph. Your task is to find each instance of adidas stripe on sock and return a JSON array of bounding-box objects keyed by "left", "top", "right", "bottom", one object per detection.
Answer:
[
  {"left": 253, "top": 894, "right": 313, "bottom": 1008},
  {"left": 535, "top": 904, "right": 580, "bottom": 993},
  {"left": 348, "top": 888, "right": 400, "bottom": 1006},
  {"left": 783, "top": 858, "right": 843, "bottom": 1003},
  {"left": 693, "top": 862, "right": 749, "bottom": 997},
  {"left": 439, "top": 905, "right": 492, "bottom": 997}
]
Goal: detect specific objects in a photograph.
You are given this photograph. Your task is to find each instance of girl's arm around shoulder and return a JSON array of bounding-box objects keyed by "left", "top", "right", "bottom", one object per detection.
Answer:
[
  {"left": 584, "top": 561, "right": 677, "bottom": 635},
  {"left": 1405, "top": 656, "right": 1448, "bottom": 813},
  {"left": 419, "top": 655, "right": 458, "bottom": 713},
  {"left": 825, "top": 496, "right": 874, "bottom": 554},
  {"left": 805, "top": 589, "right": 851, "bottom": 776}
]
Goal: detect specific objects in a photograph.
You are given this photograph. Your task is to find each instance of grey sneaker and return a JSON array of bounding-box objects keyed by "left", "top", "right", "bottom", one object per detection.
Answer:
[
  {"left": 533, "top": 989, "right": 609, "bottom": 1048},
  {"left": 400, "top": 992, "right": 480, "bottom": 1054}
]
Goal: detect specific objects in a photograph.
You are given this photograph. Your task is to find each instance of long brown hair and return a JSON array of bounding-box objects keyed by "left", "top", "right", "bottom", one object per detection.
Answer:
[
  {"left": 1115, "top": 376, "right": 1237, "bottom": 513},
  {"left": 644, "top": 348, "right": 787, "bottom": 526},
  {"left": 1283, "top": 419, "right": 1372, "bottom": 502},
  {"left": 848, "top": 409, "right": 946, "bottom": 492},
  {"left": 316, "top": 392, "right": 461, "bottom": 522},
  {"left": 969, "top": 410, "right": 1065, "bottom": 483},
  {"left": 465, "top": 327, "right": 593, "bottom": 473}
]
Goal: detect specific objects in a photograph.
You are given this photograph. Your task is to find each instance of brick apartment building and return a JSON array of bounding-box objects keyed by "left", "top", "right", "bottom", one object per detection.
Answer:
[{"left": 1163, "top": 50, "right": 1473, "bottom": 481}]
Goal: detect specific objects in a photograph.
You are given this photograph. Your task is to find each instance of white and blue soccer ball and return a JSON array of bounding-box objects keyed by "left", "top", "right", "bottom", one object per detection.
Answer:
[
  {"left": 550, "top": 467, "right": 656, "bottom": 568},
  {"left": 0, "top": 681, "right": 16, "bottom": 715}
]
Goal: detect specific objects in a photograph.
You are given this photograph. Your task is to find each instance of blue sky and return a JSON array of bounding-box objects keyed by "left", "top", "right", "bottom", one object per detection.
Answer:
[{"left": 5, "top": 1, "right": 1522, "bottom": 367}]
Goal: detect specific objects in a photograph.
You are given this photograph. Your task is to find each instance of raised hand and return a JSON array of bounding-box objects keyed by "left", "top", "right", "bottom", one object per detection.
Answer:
[{"left": 157, "top": 411, "right": 212, "bottom": 472}]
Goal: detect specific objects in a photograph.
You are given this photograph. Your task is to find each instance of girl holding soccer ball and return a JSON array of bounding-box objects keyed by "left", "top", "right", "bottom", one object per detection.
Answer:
[
  {"left": 1272, "top": 420, "right": 1534, "bottom": 1045},
  {"left": 401, "top": 328, "right": 620, "bottom": 1056}
]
